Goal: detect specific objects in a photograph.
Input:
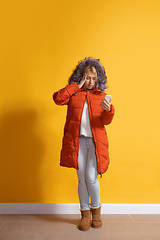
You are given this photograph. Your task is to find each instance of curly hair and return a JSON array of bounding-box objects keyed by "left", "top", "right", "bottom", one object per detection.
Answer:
[{"left": 68, "top": 57, "right": 108, "bottom": 92}]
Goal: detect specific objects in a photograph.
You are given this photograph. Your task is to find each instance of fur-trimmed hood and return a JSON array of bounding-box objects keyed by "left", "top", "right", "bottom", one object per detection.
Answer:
[{"left": 68, "top": 57, "right": 107, "bottom": 92}]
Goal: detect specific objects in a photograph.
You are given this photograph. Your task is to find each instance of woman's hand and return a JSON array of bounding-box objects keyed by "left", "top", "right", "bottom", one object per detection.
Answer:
[
  {"left": 100, "top": 98, "right": 111, "bottom": 111},
  {"left": 78, "top": 73, "right": 87, "bottom": 88}
]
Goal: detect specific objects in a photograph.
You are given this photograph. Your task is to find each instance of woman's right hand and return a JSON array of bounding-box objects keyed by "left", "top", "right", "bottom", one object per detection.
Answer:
[{"left": 78, "top": 73, "right": 87, "bottom": 88}]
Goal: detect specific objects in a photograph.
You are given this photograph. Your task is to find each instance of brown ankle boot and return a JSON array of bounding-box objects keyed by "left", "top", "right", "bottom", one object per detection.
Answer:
[
  {"left": 79, "top": 209, "right": 91, "bottom": 231},
  {"left": 91, "top": 206, "right": 102, "bottom": 228}
]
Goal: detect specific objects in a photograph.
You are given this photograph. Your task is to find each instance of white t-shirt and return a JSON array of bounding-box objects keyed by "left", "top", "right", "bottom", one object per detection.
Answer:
[{"left": 80, "top": 100, "right": 93, "bottom": 137}]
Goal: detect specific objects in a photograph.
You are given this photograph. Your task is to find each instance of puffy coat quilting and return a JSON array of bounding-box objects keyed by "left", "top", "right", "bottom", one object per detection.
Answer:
[{"left": 53, "top": 82, "right": 115, "bottom": 175}]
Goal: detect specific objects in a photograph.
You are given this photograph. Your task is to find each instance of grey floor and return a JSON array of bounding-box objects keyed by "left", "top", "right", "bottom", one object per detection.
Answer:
[{"left": 0, "top": 214, "right": 160, "bottom": 240}]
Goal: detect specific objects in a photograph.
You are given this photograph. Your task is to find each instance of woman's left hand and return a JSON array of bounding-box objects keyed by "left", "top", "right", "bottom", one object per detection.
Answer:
[{"left": 100, "top": 98, "right": 111, "bottom": 111}]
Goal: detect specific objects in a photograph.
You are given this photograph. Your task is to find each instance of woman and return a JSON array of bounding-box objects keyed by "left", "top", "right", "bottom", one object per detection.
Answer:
[{"left": 53, "top": 57, "right": 115, "bottom": 231}]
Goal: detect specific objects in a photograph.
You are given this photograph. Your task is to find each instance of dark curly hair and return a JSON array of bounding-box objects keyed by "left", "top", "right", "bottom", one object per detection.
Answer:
[{"left": 68, "top": 57, "right": 108, "bottom": 92}]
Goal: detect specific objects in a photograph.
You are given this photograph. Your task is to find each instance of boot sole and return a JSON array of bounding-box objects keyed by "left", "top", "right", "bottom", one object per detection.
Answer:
[
  {"left": 79, "top": 226, "right": 90, "bottom": 231},
  {"left": 91, "top": 224, "right": 102, "bottom": 228}
]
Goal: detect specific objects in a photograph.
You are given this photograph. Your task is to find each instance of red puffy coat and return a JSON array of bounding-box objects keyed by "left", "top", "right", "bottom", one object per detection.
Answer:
[{"left": 53, "top": 82, "right": 115, "bottom": 175}]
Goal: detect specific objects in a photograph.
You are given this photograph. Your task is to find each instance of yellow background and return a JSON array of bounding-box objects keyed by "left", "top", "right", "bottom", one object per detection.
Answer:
[{"left": 0, "top": 0, "right": 160, "bottom": 203}]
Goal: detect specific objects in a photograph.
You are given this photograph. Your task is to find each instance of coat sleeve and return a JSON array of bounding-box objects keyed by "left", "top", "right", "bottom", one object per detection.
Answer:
[
  {"left": 53, "top": 82, "right": 80, "bottom": 105},
  {"left": 100, "top": 104, "right": 115, "bottom": 125}
]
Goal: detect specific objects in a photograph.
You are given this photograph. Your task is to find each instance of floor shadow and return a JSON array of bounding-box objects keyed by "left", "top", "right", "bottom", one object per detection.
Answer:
[
  {"left": 32, "top": 214, "right": 80, "bottom": 226},
  {"left": 0, "top": 107, "right": 46, "bottom": 202}
]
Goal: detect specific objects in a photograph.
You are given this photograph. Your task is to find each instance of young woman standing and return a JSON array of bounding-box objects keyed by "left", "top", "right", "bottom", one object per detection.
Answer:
[{"left": 53, "top": 57, "right": 115, "bottom": 231}]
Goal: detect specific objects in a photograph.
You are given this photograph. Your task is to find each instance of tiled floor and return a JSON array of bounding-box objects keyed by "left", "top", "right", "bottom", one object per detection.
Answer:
[{"left": 0, "top": 214, "right": 160, "bottom": 240}]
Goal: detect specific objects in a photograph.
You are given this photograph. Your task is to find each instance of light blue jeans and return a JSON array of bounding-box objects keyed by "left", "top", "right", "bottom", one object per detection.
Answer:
[{"left": 77, "top": 136, "right": 101, "bottom": 210}]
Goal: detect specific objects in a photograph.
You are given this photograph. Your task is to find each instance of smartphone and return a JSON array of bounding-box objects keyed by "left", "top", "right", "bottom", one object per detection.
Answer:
[{"left": 105, "top": 95, "right": 112, "bottom": 102}]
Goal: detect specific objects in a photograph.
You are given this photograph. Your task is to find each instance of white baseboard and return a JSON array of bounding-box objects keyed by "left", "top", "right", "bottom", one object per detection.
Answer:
[{"left": 0, "top": 203, "right": 160, "bottom": 214}]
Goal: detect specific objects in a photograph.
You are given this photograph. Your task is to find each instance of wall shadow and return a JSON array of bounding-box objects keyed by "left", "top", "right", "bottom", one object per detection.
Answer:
[{"left": 0, "top": 107, "right": 46, "bottom": 202}]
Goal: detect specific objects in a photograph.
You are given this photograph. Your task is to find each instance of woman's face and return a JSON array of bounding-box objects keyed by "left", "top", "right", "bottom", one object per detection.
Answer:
[{"left": 83, "top": 69, "right": 97, "bottom": 91}]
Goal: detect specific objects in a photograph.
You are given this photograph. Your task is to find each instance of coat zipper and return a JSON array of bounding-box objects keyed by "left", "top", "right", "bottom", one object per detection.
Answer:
[
  {"left": 77, "top": 93, "right": 87, "bottom": 169},
  {"left": 87, "top": 93, "right": 102, "bottom": 178}
]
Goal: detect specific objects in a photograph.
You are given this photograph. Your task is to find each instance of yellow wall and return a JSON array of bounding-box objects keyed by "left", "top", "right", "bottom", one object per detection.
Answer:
[{"left": 0, "top": 0, "right": 160, "bottom": 203}]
